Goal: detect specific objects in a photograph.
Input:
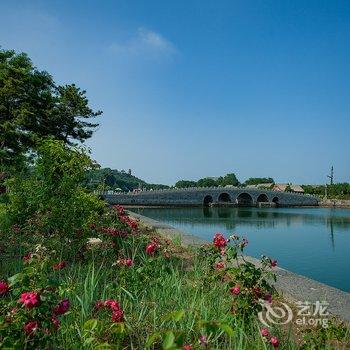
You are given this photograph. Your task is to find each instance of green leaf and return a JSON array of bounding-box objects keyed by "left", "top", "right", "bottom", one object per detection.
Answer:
[
  {"left": 218, "top": 322, "right": 235, "bottom": 337},
  {"left": 162, "top": 310, "right": 185, "bottom": 322},
  {"left": 145, "top": 332, "right": 161, "bottom": 348},
  {"left": 8, "top": 273, "right": 23, "bottom": 286},
  {"left": 162, "top": 331, "right": 175, "bottom": 349},
  {"left": 83, "top": 319, "right": 98, "bottom": 332}
]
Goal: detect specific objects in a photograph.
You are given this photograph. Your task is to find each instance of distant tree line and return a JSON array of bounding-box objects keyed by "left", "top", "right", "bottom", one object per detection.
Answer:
[
  {"left": 302, "top": 183, "right": 350, "bottom": 199},
  {"left": 175, "top": 175, "right": 276, "bottom": 189},
  {"left": 84, "top": 168, "right": 169, "bottom": 192}
]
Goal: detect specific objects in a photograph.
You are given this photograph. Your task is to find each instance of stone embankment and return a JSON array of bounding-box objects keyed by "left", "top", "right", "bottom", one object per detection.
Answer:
[{"left": 319, "top": 199, "right": 350, "bottom": 208}]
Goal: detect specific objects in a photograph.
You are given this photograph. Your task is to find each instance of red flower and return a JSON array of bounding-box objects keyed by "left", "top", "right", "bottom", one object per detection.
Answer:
[
  {"left": 264, "top": 293, "right": 272, "bottom": 304},
  {"left": 20, "top": 292, "right": 40, "bottom": 308},
  {"left": 0, "top": 281, "right": 9, "bottom": 295},
  {"left": 146, "top": 241, "right": 158, "bottom": 255},
  {"left": 111, "top": 308, "right": 124, "bottom": 322},
  {"left": 270, "top": 336, "right": 279, "bottom": 348},
  {"left": 105, "top": 299, "right": 121, "bottom": 311},
  {"left": 53, "top": 299, "right": 70, "bottom": 315},
  {"left": 53, "top": 261, "right": 67, "bottom": 270},
  {"left": 230, "top": 285, "right": 241, "bottom": 295},
  {"left": 213, "top": 233, "right": 227, "bottom": 248},
  {"left": 252, "top": 287, "right": 262, "bottom": 298},
  {"left": 23, "top": 253, "right": 32, "bottom": 263},
  {"left": 51, "top": 315, "right": 60, "bottom": 330},
  {"left": 260, "top": 328, "right": 269, "bottom": 338},
  {"left": 12, "top": 224, "right": 21, "bottom": 233},
  {"left": 270, "top": 260, "right": 278, "bottom": 268},
  {"left": 89, "top": 223, "right": 97, "bottom": 230},
  {"left": 183, "top": 344, "right": 192, "bottom": 350},
  {"left": 23, "top": 320, "right": 39, "bottom": 336},
  {"left": 215, "top": 262, "right": 225, "bottom": 270}
]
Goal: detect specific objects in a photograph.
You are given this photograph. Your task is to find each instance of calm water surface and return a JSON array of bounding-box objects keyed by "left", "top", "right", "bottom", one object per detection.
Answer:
[{"left": 135, "top": 207, "right": 350, "bottom": 293}]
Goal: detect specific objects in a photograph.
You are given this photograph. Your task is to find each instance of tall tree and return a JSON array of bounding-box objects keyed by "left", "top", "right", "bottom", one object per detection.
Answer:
[{"left": 0, "top": 48, "right": 102, "bottom": 168}]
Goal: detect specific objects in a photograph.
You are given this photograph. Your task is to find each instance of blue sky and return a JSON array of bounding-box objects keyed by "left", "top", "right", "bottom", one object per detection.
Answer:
[{"left": 1, "top": 0, "right": 349, "bottom": 185}]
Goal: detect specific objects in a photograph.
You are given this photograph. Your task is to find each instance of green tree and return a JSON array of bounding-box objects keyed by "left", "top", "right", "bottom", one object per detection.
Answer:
[
  {"left": 197, "top": 178, "right": 218, "bottom": 187},
  {"left": 244, "top": 177, "right": 274, "bottom": 186},
  {"left": 0, "top": 48, "right": 102, "bottom": 168},
  {"left": 175, "top": 180, "right": 197, "bottom": 188},
  {"left": 219, "top": 173, "right": 240, "bottom": 187}
]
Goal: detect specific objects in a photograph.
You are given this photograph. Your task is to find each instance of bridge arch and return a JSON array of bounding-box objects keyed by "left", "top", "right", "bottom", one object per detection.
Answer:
[
  {"left": 203, "top": 195, "right": 213, "bottom": 207},
  {"left": 272, "top": 196, "right": 279, "bottom": 205},
  {"left": 218, "top": 192, "right": 231, "bottom": 203},
  {"left": 257, "top": 193, "right": 269, "bottom": 203},
  {"left": 236, "top": 192, "right": 253, "bottom": 206}
]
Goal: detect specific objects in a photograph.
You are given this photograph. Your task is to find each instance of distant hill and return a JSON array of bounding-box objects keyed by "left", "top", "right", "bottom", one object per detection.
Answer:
[{"left": 84, "top": 168, "right": 169, "bottom": 192}]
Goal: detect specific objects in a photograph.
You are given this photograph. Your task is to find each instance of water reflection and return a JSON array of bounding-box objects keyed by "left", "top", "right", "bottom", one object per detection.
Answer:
[{"left": 135, "top": 206, "right": 350, "bottom": 292}]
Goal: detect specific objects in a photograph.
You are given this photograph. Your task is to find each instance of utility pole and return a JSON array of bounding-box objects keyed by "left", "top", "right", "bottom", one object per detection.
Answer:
[{"left": 327, "top": 166, "right": 334, "bottom": 185}]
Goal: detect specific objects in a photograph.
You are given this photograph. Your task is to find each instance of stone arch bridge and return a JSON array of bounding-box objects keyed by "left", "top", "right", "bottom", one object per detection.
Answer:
[{"left": 102, "top": 187, "right": 318, "bottom": 207}]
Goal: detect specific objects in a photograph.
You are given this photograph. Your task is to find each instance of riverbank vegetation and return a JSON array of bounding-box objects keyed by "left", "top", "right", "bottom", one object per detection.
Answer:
[
  {"left": 1, "top": 140, "right": 350, "bottom": 349},
  {"left": 1, "top": 48, "right": 350, "bottom": 349}
]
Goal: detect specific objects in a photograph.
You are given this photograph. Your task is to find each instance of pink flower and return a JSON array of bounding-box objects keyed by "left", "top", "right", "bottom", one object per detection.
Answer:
[
  {"left": 213, "top": 233, "right": 227, "bottom": 248},
  {"left": 260, "top": 328, "right": 269, "bottom": 338},
  {"left": 20, "top": 292, "right": 40, "bottom": 308},
  {"left": 230, "top": 285, "right": 241, "bottom": 295},
  {"left": 105, "top": 299, "right": 121, "bottom": 311},
  {"left": 51, "top": 315, "right": 60, "bottom": 330},
  {"left": 53, "top": 261, "right": 67, "bottom": 270},
  {"left": 23, "top": 320, "right": 39, "bottom": 336},
  {"left": 270, "top": 336, "right": 279, "bottom": 348},
  {"left": 183, "top": 344, "right": 192, "bottom": 350},
  {"left": 215, "top": 262, "right": 225, "bottom": 270},
  {"left": 270, "top": 260, "right": 278, "bottom": 268},
  {"left": 199, "top": 334, "right": 208, "bottom": 346},
  {"left": 0, "top": 281, "right": 9, "bottom": 295},
  {"left": 146, "top": 241, "right": 158, "bottom": 255},
  {"left": 53, "top": 299, "right": 70, "bottom": 315},
  {"left": 111, "top": 308, "right": 124, "bottom": 322}
]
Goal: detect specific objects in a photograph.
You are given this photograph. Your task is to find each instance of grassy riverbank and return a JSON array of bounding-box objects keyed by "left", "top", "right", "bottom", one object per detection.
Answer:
[{"left": 1, "top": 140, "right": 349, "bottom": 349}]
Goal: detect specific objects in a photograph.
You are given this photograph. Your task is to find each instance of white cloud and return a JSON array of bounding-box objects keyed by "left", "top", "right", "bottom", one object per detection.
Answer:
[{"left": 109, "top": 27, "right": 177, "bottom": 59}]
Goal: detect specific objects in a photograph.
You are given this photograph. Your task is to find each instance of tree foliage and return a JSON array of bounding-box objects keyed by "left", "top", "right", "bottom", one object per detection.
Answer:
[
  {"left": 244, "top": 177, "right": 274, "bottom": 185},
  {"left": 175, "top": 173, "right": 240, "bottom": 188},
  {"left": 0, "top": 48, "right": 102, "bottom": 168}
]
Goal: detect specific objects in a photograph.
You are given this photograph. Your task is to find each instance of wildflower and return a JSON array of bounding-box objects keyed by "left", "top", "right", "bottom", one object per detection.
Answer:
[
  {"left": 0, "top": 281, "right": 9, "bottom": 295},
  {"left": 199, "top": 334, "right": 208, "bottom": 347},
  {"left": 89, "top": 223, "right": 97, "bottom": 230},
  {"left": 264, "top": 293, "right": 272, "bottom": 304},
  {"left": 252, "top": 287, "right": 262, "bottom": 298},
  {"left": 23, "top": 252, "right": 32, "bottom": 263},
  {"left": 146, "top": 241, "right": 158, "bottom": 255},
  {"left": 111, "top": 308, "right": 124, "bottom": 322},
  {"left": 260, "top": 328, "right": 269, "bottom": 338},
  {"left": 270, "top": 259, "right": 278, "bottom": 267},
  {"left": 53, "top": 299, "right": 70, "bottom": 315},
  {"left": 87, "top": 237, "right": 103, "bottom": 246},
  {"left": 51, "top": 315, "right": 60, "bottom": 330},
  {"left": 20, "top": 292, "right": 40, "bottom": 308},
  {"left": 12, "top": 224, "right": 21, "bottom": 233},
  {"left": 183, "top": 344, "right": 192, "bottom": 350},
  {"left": 215, "top": 262, "right": 225, "bottom": 270},
  {"left": 53, "top": 260, "right": 67, "bottom": 270},
  {"left": 117, "top": 258, "right": 133, "bottom": 267},
  {"left": 270, "top": 336, "right": 279, "bottom": 348},
  {"left": 105, "top": 299, "right": 121, "bottom": 311},
  {"left": 220, "top": 248, "right": 226, "bottom": 256},
  {"left": 213, "top": 233, "right": 227, "bottom": 248},
  {"left": 23, "top": 320, "right": 39, "bottom": 336},
  {"left": 230, "top": 285, "right": 241, "bottom": 295}
]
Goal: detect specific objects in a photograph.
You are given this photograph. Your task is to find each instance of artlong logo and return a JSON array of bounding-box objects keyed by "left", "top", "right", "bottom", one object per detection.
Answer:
[
  {"left": 258, "top": 301, "right": 293, "bottom": 327},
  {"left": 258, "top": 300, "right": 330, "bottom": 328}
]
